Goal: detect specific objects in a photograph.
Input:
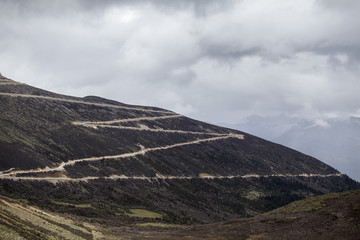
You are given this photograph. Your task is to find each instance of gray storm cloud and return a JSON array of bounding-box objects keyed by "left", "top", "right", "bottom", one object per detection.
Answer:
[{"left": 0, "top": 0, "right": 359, "bottom": 123}]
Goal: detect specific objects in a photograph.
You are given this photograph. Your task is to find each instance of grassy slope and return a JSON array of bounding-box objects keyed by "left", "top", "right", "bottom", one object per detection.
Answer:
[
  {"left": 128, "top": 189, "right": 360, "bottom": 240},
  {"left": 0, "top": 196, "right": 100, "bottom": 240},
  {"left": 1, "top": 190, "right": 359, "bottom": 239}
]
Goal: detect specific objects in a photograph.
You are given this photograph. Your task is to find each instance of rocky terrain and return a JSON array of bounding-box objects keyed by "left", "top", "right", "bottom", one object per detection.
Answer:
[{"left": 0, "top": 74, "right": 359, "bottom": 226}]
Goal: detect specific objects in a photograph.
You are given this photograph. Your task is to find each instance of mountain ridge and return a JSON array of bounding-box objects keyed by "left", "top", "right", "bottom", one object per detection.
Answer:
[{"left": 0, "top": 74, "right": 358, "bottom": 224}]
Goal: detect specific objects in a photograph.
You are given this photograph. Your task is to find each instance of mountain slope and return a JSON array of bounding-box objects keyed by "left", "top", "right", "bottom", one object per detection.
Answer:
[
  {"left": 134, "top": 189, "right": 360, "bottom": 240},
  {"left": 222, "top": 115, "right": 360, "bottom": 181},
  {"left": 1, "top": 190, "right": 359, "bottom": 239},
  {"left": 0, "top": 195, "right": 98, "bottom": 240},
  {"left": 0, "top": 74, "right": 358, "bottom": 223}
]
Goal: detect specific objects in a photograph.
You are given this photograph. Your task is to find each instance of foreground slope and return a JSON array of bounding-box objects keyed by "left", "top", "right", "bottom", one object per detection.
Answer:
[
  {"left": 1, "top": 190, "right": 359, "bottom": 239},
  {"left": 132, "top": 189, "right": 360, "bottom": 240},
  {"left": 0, "top": 74, "right": 358, "bottom": 223},
  {"left": 0, "top": 195, "right": 100, "bottom": 240}
]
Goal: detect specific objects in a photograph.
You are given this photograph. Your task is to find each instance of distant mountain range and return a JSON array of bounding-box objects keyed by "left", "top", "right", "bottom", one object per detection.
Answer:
[
  {"left": 0, "top": 74, "right": 358, "bottom": 225},
  {"left": 221, "top": 115, "right": 360, "bottom": 182}
]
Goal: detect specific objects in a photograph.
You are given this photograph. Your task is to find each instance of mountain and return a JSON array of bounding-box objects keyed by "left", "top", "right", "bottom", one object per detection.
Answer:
[
  {"left": 137, "top": 189, "right": 360, "bottom": 240},
  {"left": 1, "top": 189, "right": 359, "bottom": 239},
  {"left": 221, "top": 115, "right": 360, "bottom": 182},
  {"left": 0, "top": 74, "right": 359, "bottom": 224}
]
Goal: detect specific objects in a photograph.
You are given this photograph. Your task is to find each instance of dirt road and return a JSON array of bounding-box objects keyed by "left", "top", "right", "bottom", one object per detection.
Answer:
[
  {"left": 0, "top": 91, "right": 339, "bottom": 184},
  {"left": 0, "top": 173, "right": 343, "bottom": 182},
  {"left": 0, "top": 134, "right": 244, "bottom": 179},
  {"left": 73, "top": 114, "right": 182, "bottom": 125}
]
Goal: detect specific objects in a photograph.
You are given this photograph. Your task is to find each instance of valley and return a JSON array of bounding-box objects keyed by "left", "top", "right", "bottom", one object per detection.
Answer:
[{"left": 1, "top": 189, "right": 359, "bottom": 239}]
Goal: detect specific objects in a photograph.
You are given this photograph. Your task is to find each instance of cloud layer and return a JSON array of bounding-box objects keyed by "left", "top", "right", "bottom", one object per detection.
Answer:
[{"left": 1, "top": 0, "right": 359, "bottom": 124}]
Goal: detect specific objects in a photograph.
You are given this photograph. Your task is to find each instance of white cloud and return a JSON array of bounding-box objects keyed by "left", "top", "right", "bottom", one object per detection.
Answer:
[
  {"left": 314, "top": 119, "right": 330, "bottom": 128},
  {"left": 0, "top": 0, "right": 359, "bottom": 124}
]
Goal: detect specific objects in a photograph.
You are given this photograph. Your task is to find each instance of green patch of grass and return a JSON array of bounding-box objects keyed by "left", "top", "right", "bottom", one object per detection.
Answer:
[
  {"left": 245, "top": 190, "right": 264, "bottom": 200},
  {"left": 137, "top": 222, "right": 182, "bottom": 230},
  {"left": 50, "top": 200, "right": 92, "bottom": 208},
  {"left": 126, "top": 209, "right": 163, "bottom": 219}
]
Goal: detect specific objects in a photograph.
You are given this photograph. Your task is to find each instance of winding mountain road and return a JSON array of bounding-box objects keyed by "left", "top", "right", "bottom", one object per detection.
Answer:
[
  {"left": 76, "top": 123, "right": 229, "bottom": 135},
  {"left": 0, "top": 134, "right": 244, "bottom": 179},
  {"left": 73, "top": 114, "right": 182, "bottom": 125},
  {"left": 0, "top": 89, "right": 343, "bottom": 183},
  {"left": 72, "top": 114, "right": 230, "bottom": 135}
]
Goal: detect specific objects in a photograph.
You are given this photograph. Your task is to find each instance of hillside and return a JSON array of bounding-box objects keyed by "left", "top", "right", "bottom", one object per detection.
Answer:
[
  {"left": 1, "top": 190, "right": 359, "bottom": 239},
  {"left": 0, "top": 195, "right": 99, "bottom": 240},
  {"left": 0, "top": 74, "right": 359, "bottom": 224},
  {"left": 132, "top": 189, "right": 360, "bottom": 240},
  {"left": 222, "top": 115, "right": 360, "bottom": 181}
]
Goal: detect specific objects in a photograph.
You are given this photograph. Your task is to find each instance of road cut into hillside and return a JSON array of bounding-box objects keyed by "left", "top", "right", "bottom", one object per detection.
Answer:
[
  {"left": 0, "top": 133, "right": 244, "bottom": 180},
  {"left": 0, "top": 172, "right": 344, "bottom": 182}
]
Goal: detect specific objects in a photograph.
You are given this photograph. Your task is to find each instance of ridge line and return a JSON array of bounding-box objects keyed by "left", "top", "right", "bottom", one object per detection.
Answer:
[{"left": 0, "top": 92, "right": 171, "bottom": 114}]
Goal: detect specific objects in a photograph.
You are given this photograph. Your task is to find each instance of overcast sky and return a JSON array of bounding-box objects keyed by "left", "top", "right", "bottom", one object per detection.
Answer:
[{"left": 1, "top": 0, "right": 360, "bottom": 124}]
